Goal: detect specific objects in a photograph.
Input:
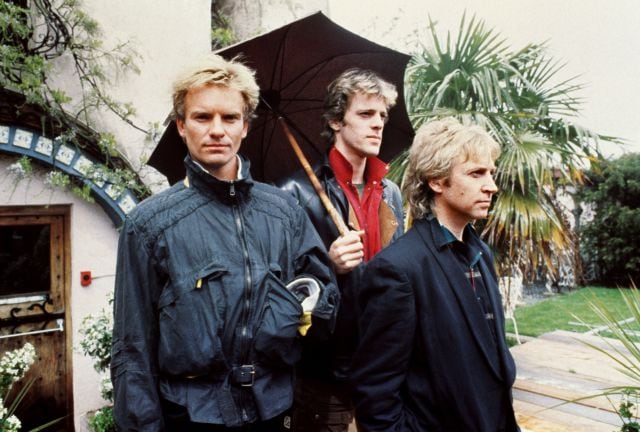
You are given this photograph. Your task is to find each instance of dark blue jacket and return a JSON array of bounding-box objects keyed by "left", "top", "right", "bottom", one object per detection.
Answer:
[
  {"left": 111, "top": 157, "right": 338, "bottom": 430},
  {"left": 351, "top": 217, "right": 519, "bottom": 431}
]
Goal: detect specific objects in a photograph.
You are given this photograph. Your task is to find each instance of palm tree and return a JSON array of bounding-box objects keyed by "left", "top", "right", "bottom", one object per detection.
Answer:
[{"left": 390, "top": 13, "right": 620, "bottom": 282}]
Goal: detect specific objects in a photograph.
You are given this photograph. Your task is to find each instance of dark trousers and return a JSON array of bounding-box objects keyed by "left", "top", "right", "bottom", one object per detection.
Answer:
[
  {"left": 162, "top": 399, "right": 289, "bottom": 432},
  {"left": 290, "top": 376, "right": 354, "bottom": 432}
]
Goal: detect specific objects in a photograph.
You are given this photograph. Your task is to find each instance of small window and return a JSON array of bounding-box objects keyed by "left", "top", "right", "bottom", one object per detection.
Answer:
[{"left": 0, "top": 224, "right": 51, "bottom": 298}]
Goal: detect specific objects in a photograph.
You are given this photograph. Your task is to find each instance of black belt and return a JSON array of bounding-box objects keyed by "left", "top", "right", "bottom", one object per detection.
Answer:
[
  {"left": 182, "top": 364, "right": 257, "bottom": 387},
  {"left": 230, "top": 364, "right": 255, "bottom": 387}
]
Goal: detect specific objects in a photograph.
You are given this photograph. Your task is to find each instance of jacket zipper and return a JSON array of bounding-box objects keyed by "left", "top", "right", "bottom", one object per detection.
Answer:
[{"left": 231, "top": 182, "right": 252, "bottom": 422}]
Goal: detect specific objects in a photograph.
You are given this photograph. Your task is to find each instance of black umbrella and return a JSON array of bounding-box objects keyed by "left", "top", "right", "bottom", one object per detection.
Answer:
[{"left": 148, "top": 11, "right": 414, "bottom": 186}]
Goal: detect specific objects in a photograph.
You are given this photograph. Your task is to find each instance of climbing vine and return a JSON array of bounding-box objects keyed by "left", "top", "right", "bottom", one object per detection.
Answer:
[{"left": 0, "top": 0, "right": 154, "bottom": 199}]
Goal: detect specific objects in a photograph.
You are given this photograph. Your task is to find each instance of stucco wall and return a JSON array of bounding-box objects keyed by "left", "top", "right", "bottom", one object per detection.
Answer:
[{"left": 218, "top": 0, "right": 328, "bottom": 41}]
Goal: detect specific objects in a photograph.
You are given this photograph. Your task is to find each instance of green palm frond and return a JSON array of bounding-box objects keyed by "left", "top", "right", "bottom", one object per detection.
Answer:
[
  {"left": 395, "top": 13, "right": 619, "bottom": 279},
  {"left": 484, "top": 188, "right": 572, "bottom": 273}
]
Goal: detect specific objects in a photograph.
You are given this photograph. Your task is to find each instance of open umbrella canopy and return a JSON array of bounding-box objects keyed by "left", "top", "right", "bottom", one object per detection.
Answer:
[{"left": 149, "top": 11, "right": 414, "bottom": 185}]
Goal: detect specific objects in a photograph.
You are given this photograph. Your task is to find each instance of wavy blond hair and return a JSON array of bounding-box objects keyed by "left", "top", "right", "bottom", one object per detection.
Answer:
[
  {"left": 171, "top": 54, "right": 260, "bottom": 121},
  {"left": 402, "top": 117, "right": 501, "bottom": 221}
]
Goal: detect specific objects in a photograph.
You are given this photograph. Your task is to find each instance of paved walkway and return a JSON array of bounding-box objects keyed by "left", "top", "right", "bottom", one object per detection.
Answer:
[
  {"left": 346, "top": 330, "right": 632, "bottom": 431},
  {"left": 512, "top": 330, "right": 635, "bottom": 431}
]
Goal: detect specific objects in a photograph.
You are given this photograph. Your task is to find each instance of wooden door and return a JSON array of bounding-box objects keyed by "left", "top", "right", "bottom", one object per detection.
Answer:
[{"left": 0, "top": 206, "right": 72, "bottom": 431}]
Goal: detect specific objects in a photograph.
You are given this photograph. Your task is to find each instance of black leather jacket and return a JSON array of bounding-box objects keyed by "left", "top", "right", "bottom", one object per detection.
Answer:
[
  {"left": 111, "top": 157, "right": 338, "bottom": 430},
  {"left": 277, "top": 158, "right": 404, "bottom": 381}
]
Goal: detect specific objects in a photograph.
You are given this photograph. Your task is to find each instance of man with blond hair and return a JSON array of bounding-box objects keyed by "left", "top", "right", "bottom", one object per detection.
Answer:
[
  {"left": 351, "top": 117, "right": 520, "bottom": 431},
  {"left": 111, "top": 54, "right": 338, "bottom": 431}
]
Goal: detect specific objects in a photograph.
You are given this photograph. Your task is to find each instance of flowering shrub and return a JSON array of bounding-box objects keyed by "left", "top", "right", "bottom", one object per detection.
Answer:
[
  {"left": 78, "top": 306, "right": 113, "bottom": 374},
  {"left": 6, "top": 156, "right": 33, "bottom": 181},
  {"left": 0, "top": 343, "right": 36, "bottom": 432},
  {"left": 44, "top": 171, "right": 71, "bottom": 189},
  {"left": 78, "top": 292, "right": 115, "bottom": 432},
  {"left": 0, "top": 402, "right": 21, "bottom": 432}
]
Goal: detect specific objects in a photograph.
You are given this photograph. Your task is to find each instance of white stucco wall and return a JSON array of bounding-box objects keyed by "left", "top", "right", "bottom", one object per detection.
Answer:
[{"left": 219, "top": 0, "right": 329, "bottom": 41}]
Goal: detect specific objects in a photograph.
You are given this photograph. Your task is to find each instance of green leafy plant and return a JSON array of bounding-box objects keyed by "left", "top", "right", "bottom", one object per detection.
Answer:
[
  {"left": 78, "top": 292, "right": 115, "bottom": 432},
  {"left": 577, "top": 153, "right": 640, "bottom": 286},
  {"left": 88, "top": 406, "right": 115, "bottom": 432},
  {"left": 1, "top": 0, "right": 152, "bottom": 201},
  {"left": 210, "top": 2, "right": 236, "bottom": 50},
  {"left": 618, "top": 390, "right": 640, "bottom": 432},
  {"left": 580, "top": 285, "right": 640, "bottom": 430}
]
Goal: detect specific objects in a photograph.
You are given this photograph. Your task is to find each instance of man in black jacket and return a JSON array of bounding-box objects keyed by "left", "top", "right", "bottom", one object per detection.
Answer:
[
  {"left": 278, "top": 69, "right": 404, "bottom": 432},
  {"left": 351, "top": 117, "right": 520, "bottom": 431},
  {"left": 111, "top": 54, "right": 338, "bottom": 431}
]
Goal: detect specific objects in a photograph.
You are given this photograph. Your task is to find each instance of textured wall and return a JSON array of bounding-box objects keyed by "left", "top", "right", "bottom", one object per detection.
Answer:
[{"left": 218, "top": 0, "right": 329, "bottom": 42}]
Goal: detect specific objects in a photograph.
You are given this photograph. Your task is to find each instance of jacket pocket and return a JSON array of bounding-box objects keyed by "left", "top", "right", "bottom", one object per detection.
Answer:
[
  {"left": 253, "top": 266, "right": 303, "bottom": 366},
  {"left": 157, "top": 262, "right": 228, "bottom": 377}
]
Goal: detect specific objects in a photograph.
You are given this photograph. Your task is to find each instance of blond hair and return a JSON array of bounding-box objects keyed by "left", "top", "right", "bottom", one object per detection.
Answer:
[
  {"left": 402, "top": 117, "right": 501, "bottom": 221},
  {"left": 171, "top": 54, "right": 260, "bottom": 121}
]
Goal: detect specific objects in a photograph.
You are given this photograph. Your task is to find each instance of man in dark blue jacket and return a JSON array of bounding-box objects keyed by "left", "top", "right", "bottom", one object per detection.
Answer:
[
  {"left": 111, "top": 54, "right": 338, "bottom": 431},
  {"left": 351, "top": 117, "right": 520, "bottom": 431}
]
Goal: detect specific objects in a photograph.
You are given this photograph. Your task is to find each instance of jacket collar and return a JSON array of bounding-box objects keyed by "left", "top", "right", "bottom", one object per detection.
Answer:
[
  {"left": 429, "top": 214, "right": 483, "bottom": 267},
  {"left": 328, "top": 146, "right": 388, "bottom": 186},
  {"left": 317, "top": 151, "right": 392, "bottom": 195},
  {"left": 183, "top": 155, "right": 254, "bottom": 201}
]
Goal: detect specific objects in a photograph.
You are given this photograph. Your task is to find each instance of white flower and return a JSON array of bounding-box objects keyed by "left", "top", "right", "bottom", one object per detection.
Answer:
[
  {"left": 1, "top": 414, "right": 22, "bottom": 432},
  {"left": 78, "top": 299, "right": 113, "bottom": 375},
  {"left": 0, "top": 343, "right": 36, "bottom": 386},
  {"left": 44, "top": 171, "right": 70, "bottom": 188},
  {"left": 7, "top": 162, "right": 26, "bottom": 179},
  {"left": 99, "top": 375, "right": 113, "bottom": 401},
  {"left": 0, "top": 346, "right": 32, "bottom": 432}
]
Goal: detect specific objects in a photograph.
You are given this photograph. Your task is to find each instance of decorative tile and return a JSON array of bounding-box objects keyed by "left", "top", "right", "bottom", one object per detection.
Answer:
[
  {"left": 91, "top": 171, "right": 106, "bottom": 188},
  {"left": 105, "top": 184, "right": 122, "bottom": 200},
  {"left": 0, "top": 126, "right": 9, "bottom": 144},
  {"left": 118, "top": 193, "right": 137, "bottom": 214},
  {"left": 55, "top": 144, "right": 76, "bottom": 165},
  {"left": 73, "top": 155, "right": 94, "bottom": 176},
  {"left": 35, "top": 136, "right": 53, "bottom": 156},
  {"left": 13, "top": 129, "right": 33, "bottom": 149}
]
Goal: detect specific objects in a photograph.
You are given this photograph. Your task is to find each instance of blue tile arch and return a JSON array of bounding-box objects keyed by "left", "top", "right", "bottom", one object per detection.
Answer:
[{"left": 0, "top": 124, "right": 139, "bottom": 226}]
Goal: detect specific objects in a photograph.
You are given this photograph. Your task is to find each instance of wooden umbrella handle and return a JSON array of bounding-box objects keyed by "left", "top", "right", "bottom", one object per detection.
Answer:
[{"left": 279, "top": 118, "right": 349, "bottom": 236}]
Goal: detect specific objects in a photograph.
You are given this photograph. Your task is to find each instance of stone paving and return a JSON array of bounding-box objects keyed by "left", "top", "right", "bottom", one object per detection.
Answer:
[{"left": 512, "top": 330, "right": 633, "bottom": 431}]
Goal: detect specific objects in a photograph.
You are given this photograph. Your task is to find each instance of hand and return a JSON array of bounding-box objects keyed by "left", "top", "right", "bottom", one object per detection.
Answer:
[{"left": 329, "top": 229, "right": 365, "bottom": 274}]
